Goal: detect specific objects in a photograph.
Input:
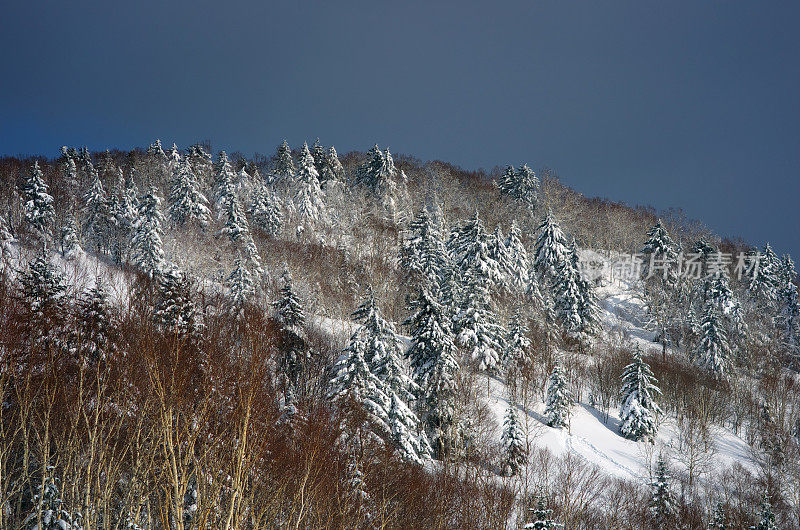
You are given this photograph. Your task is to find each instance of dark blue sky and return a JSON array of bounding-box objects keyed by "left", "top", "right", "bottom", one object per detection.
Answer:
[{"left": 2, "top": 1, "right": 798, "bottom": 258}]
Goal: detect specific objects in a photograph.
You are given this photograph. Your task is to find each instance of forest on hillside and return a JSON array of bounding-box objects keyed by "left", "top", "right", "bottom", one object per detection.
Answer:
[{"left": 0, "top": 140, "right": 798, "bottom": 529}]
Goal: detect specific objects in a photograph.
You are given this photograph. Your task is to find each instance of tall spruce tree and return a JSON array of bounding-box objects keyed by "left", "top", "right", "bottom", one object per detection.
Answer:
[
  {"left": 272, "top": 139, "right": 295, "bottom": 185},
  {"left": 20, "top": 161, "right": 55, "bottom": 240},
  {"left": 619, "top": 347, "right": 661, "bottom": 442},
  {"left": 750, "top": 494, "right": 778, "bottom": 530},
  {"left": 694, "top": 301, "right": 733, "bottom": 379},
  {"left": 274, "top": 267, "right": 308, "bottom": 394},
  {"left": 545, "top": 359, "right": 571, "bottom": 428},
  {"left": 249, "top": 184, "right": 283, "bottom": 236},
  {"left": 82, "top": 166, "right": 115, "bottom": 253},
  {"left": 533, "top": 213, "right": 571, "bottom": 283},
  {"left": 640, "top": 220, "right": 680, "bottom": 284},
  {"left": 153, "top": 267, "right": 197, "bottom": 339},
  {"left": 292, "top": 142, "right": 328, "bottom": 228},
  {"left": 649, "top": 455, "right": 676, "bottom": 529},
  {"left": 454, "top": 271, "right": 505, "bottom": 373},
  {"left": 168, "top": 156, "right": 211, "bottom": 228},
  {"left": 131, "top": 187, "right": 166, "bottom": 278},
  {"left": 214, "top": 152, "right": 250, "bottom": 243},
  {"left": 497, "top": 164, "right": 538, "bottom": 211},
  {"left": 226, "top": 256, "right": 255, "bottom": 315},
  {"left": 500, "top": 404, "right": 527, "bottom": 476}
]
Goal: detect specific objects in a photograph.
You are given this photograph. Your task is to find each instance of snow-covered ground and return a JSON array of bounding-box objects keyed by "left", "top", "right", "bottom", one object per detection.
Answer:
[{"left": 480, "top": 249, "right": 757, "bottom": 486}]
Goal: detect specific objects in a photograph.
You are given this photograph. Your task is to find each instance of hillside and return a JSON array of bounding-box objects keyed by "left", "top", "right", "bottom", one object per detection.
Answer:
[{"left": 0, "top": 141, "right": 798, "bottom": 529}]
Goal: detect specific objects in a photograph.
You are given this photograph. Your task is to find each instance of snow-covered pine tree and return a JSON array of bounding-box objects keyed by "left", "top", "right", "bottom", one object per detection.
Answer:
[
  {"left": 355, "top": 144, "right": 396, "bottom": 193},
  {"left": 153, "top": 266, "right": 197, "bottom": 339},
  {"left": 640, "top": 220, "right": 680, "bottom": 284},
  {"left": 708, "top": 501, "right": 728, "bottom": 529},
  {"left": 226, "top": 256, "right": 255, "bottom": 315},
  {"left": 649, "top": 455, "right": 676, "bottom": 529},
  {"left": 454, "top": 270, "right": 505, "bottom": 373},
  {"left": 20, "top": 245, "right": 67, "bottom": 352},
  {"left": 748, "top": 243, "right": 783, "bottom": 306},
  {"left": 497, "top": 164, "right": 539, "bottom": 211},
  {"left": 214, "top": 152, "right": 250, "bottom": 243},
  {"left": 329, "top": 323, "right": 392, "bottom": 441},
  {"left": 544, "top": 359, "right": 571, "bottom": 429},
  {"left": 533, "top": 213, "right": 571, "bottom": 284},
  {"left": 500, "top": 404, "right": 526, "bottom": 476},
  {"left": 523, "top": 497, "right": 562, "bottom": 529},
  {"left": 449, "top": 211, "right": 504, "bottom": 288},
  {"left": 403, "top": 278, "right": 460, "bottom": 456},
  {"left": 404, "top": 280, "right": 456, "bottom": 390},
  {"left": 619, "top": 346, "right": 661, "bottom": 442},
  {"left": 59, "top": 214, "right": 83, "bottom": 260},
  {"left": 131, "top": 187, "right": 166, "bottom": 278},
  {"left": 272, "top": 139, "right": 296, "bottom": 185},
  {"left": 750, "top": 494, "right": 778, "bottom": 530},
  {"left": 399, "top": 205, "right": 450, "bottom": 285},
  {"left": 503, "top": 312, "right": 531, "bottom": 371},
  {"left": 694, "top": 301, "right": 733, "bottom": 379},
  {"left": 319, "top": 145, "right": 343, "bottom": 182},
  {"left": 503, "top": 220, "right": 531, "bottom": 291},
  {"left": 22, "top": 475, "right": 82, "bottom": 530},
  {"left": 778, "top": 280, "right": 800, "bottom": 363},
  {"left": 310, "top": 138, "right": 326, "bottom": 172},
  {"left": 274, "top": 267, "right": 308, "bottom": 393},
  {"left": 249, "top": 184, "right": 283, "bottom": 236},
  {"left": 387, "top": 392, "right": 432, "bottom": 465},
  {"left": 0, "top": 214, "right": 15, "bottom": 262},
  {"left": 78, "top": 278, "right": 113, "bottom": 363},
  {"left": 20, "top": 161, "right": 55, "bottom": 240},
  {"left": 83, "top": 166, "right": 115, "bottom": 253},
  {"left": 187, "top": 143, "right": 213, "bottom": 188},
  {"left": 292, "top": 142, "right": 328, "bottom": 230},
  {"left": 552, "top": 246, "right": 584, "bottom": 335},
  {"left": 168, "top": 156, "right": 211, "bottom": 228},
  {"left": 168, "top": 143, "right": 181, "bottom": 170}
]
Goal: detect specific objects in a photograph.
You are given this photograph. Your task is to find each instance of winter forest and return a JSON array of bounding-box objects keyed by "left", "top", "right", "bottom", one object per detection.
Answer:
[{"left": 1, "top": 139, "right": 798, "bottom": 529}]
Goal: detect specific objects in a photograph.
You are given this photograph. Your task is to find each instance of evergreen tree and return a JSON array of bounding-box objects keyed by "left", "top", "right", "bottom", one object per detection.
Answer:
[
  {"left": 449, "top": 211, "right": 504, "bottom": 288},
  {"left": 750, "top": 494, "right": 778, "bottom": 530},
  {"left": 454, "top": 271, "right": 505, "bottom": 373},
  {"left": 503, "top": 312, "right": 531, "bottom": 371},
  {"left": 319, "top": 145, "right": 343, "bottom": 182},
  {"left": 533, "top": 213, "right": 571, "bottom": 284},
  {"left": 59, "top": 214, "right": 83, "bottom": 260},
  {"left": 22, "top": 475, "right": 82, "bottom": 530},
  {"left": 545, "top": 359, "right": 571, "bottom": 428},
  {"left": 497, "top": 163, "right": 539, "bottom": 210},
  {"left": 694, "top": 301, "right": 733, "bottom": 379},
  {"left": 329, "top": 325, "right": 392, "bottom": 440},
  {"left": 748, "top": 243, "right": 782, "bottom": 306},
  {"left": 131, "top": 187, "right": 166, "bottom": 278},
  {"left": 274, "top": 267, "right": 308, "bottom": 393},
  {"left": 82, "top": 166, "right": 114, "bottom": 253},
  {"left": 153, "top": 267, "right": 197, "bottom": 338},
  {"left": 226, "top": 256, "right": 255, "bottom": 314},
  {"left": 523, "top": 497, "right": 562, "bottom": 529},
  {"left": 272, "top": 139, "right": 295, "bottom": 185},
  {"left": 552, "top": 244, "right": 585, "bottom": 335},
  {"left": 214, "top": 152, "right": 250, "bottom": 243},
  {"left": 292, "top": 142, "right": 328, "bottom": 228},
  {"left": 404, "top": 281, "right": 456, "bottom": 389},
  {"left": 404, "top": 280, "right": 460, "bottom": 456},
  {"left": 78, "top": 278, "right": 114, "bottom": 363},
  {"left": 20, "top": 246, "right": 67, "bottom": 351},
  {"left": 649, "top": 455, "right": 676, "bottom": 529},
  {"left": 311, "top": 138, "right": 326, "bottom": 172},
  {"left": 619, "top": 347, "right": 662, "bottom": 441},
  {"left": 356, "top": 144, "right": 396, "bottom": 193},
  {"left": 503, "top": 220, "right": 531, "bottom": 291},
  {"left": 168, "top": 156, "right": 211, "bottom": 228},
  {"left": 399, "top": 205, "right": 450, "bottom": 285},
  {"left": 500, "top": 404, "right": 526, "bottom": 476},
  {"left": 249, "top": 184, "right": 283, "bottom": 236},
  {"left": 348, "top": 291, "right": 432, "bottom": 463},
  {"left": 20, "top": 161, "right": 55, "bottom": 239},
  {"left": 640, "top": 220, "right": 680, "bottom": 284},
  {"left": 708, "top": 501, "right": 728, "bottom": 529}
]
